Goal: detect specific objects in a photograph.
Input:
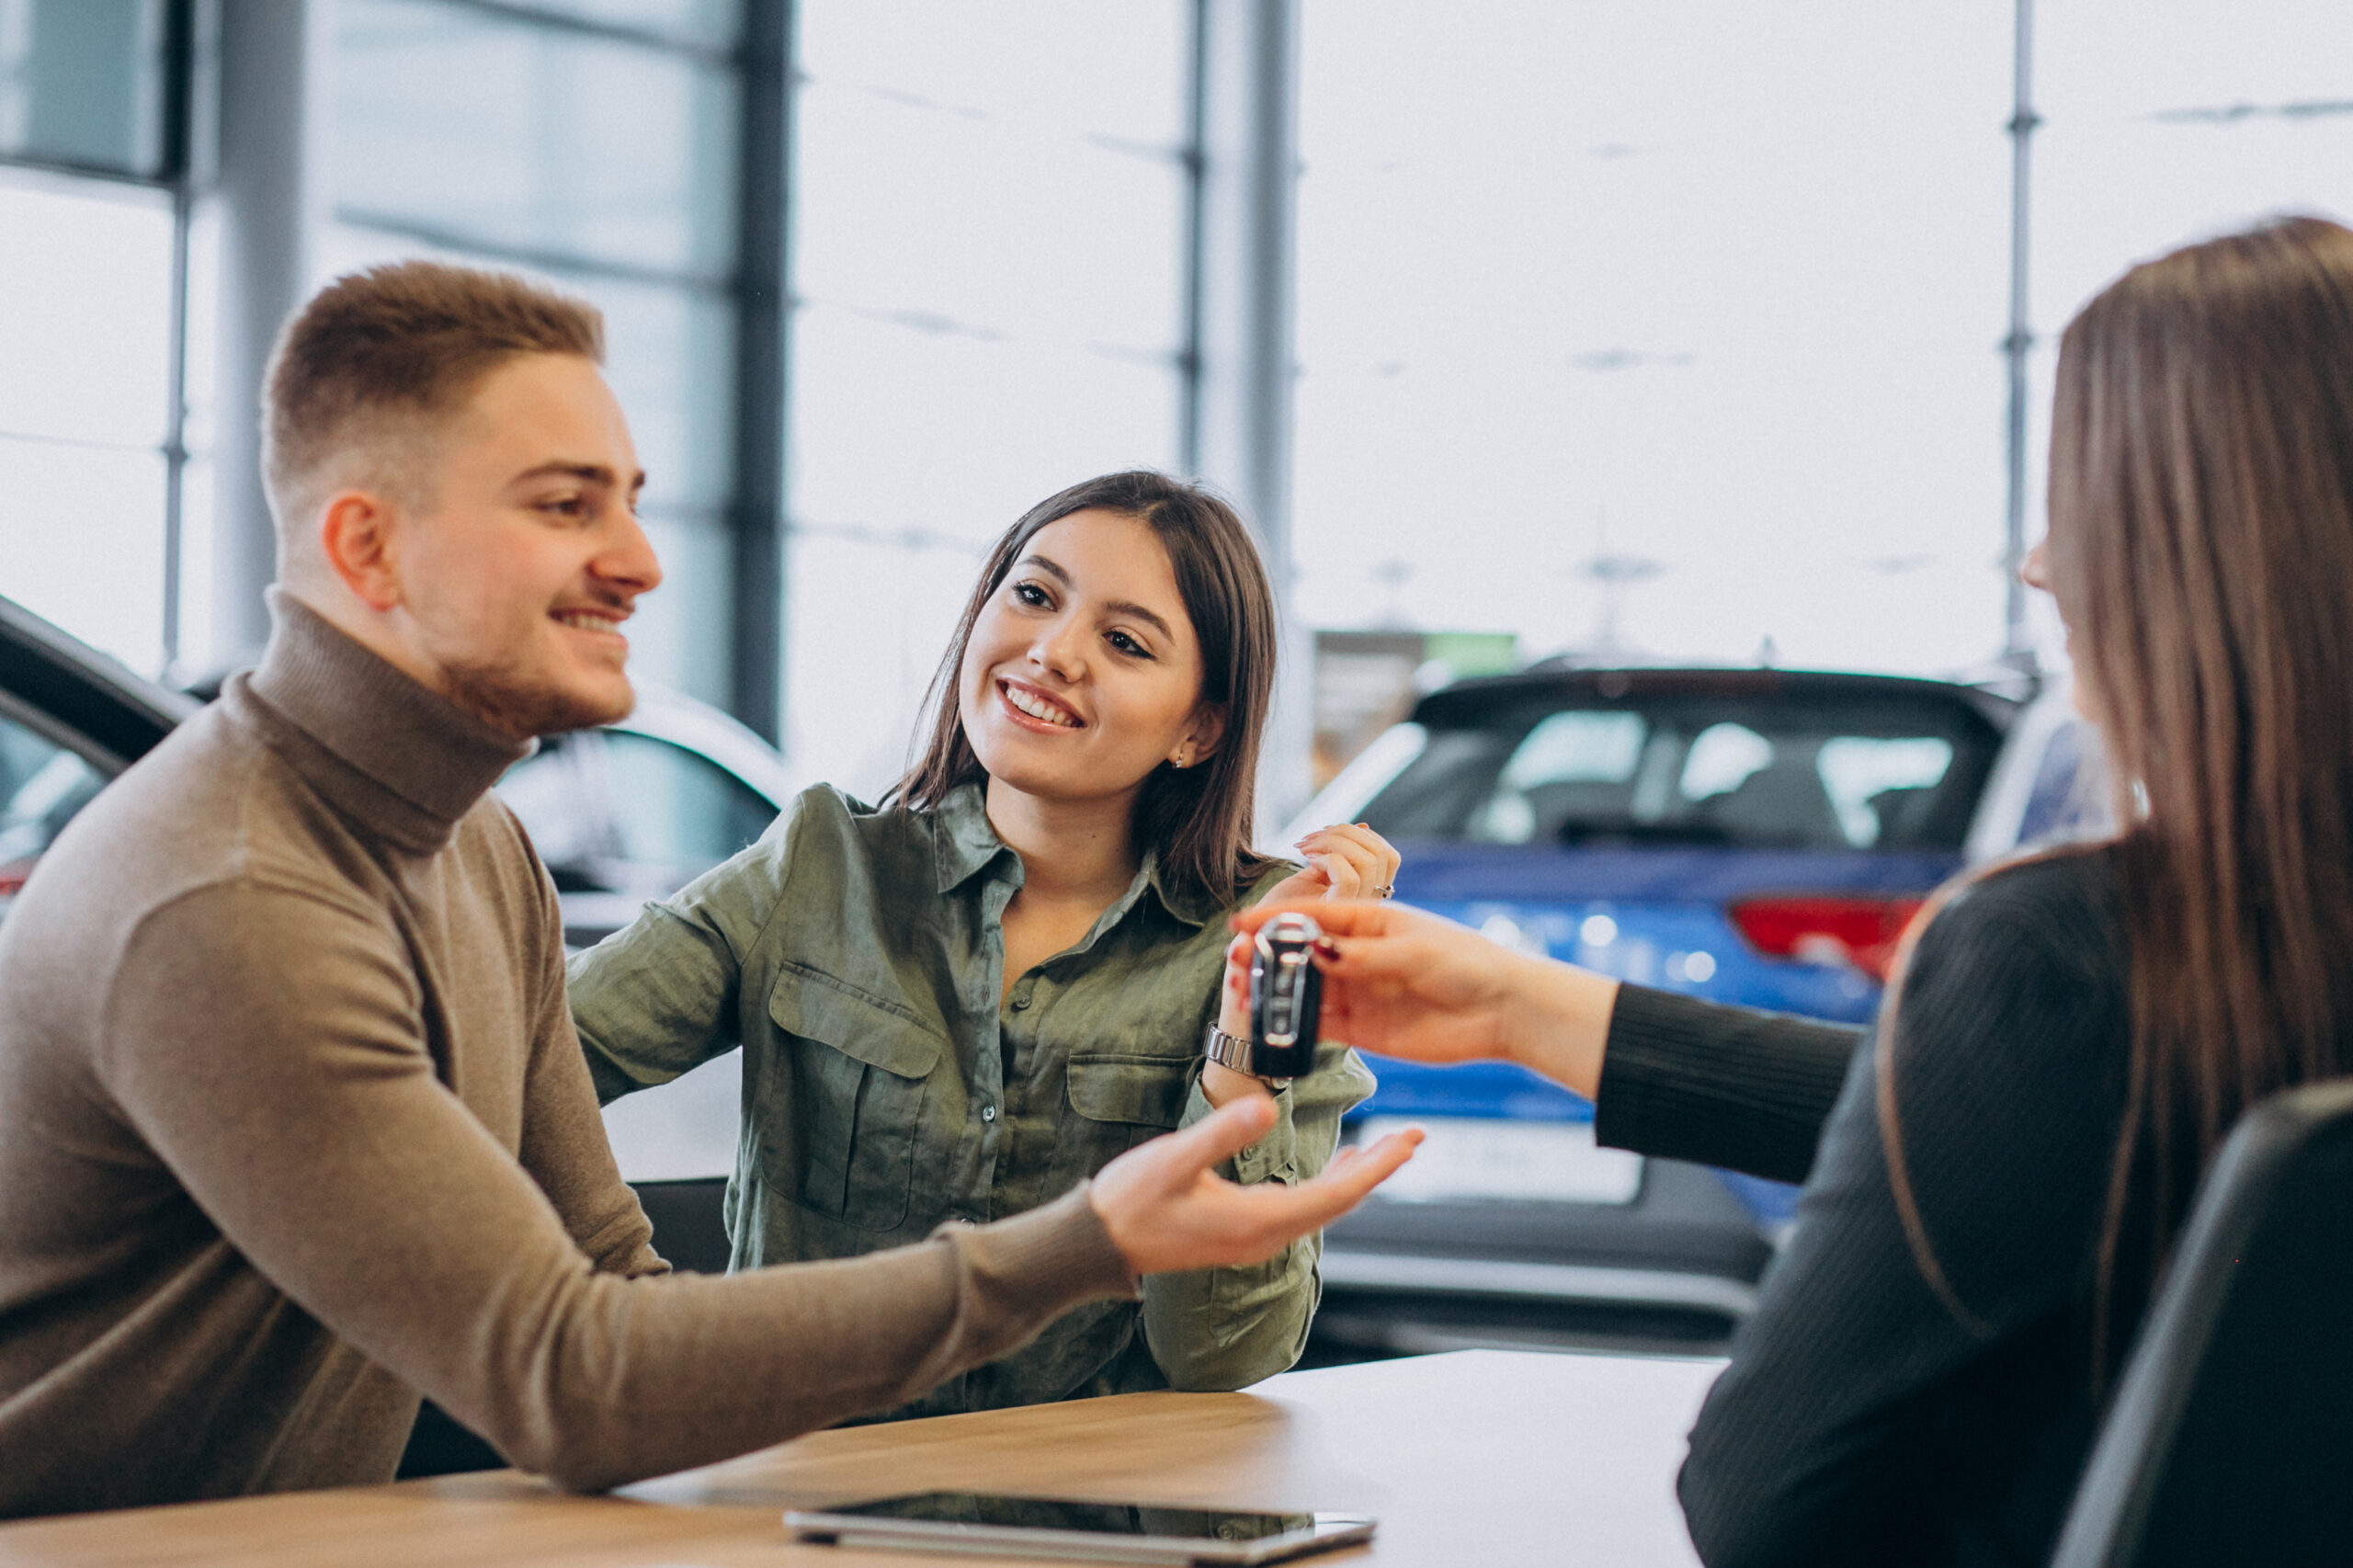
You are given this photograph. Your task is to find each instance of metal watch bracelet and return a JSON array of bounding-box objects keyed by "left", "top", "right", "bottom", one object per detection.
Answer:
[{"left": 1202, "top": 1022, "right": 1290, "bottom": 1086}]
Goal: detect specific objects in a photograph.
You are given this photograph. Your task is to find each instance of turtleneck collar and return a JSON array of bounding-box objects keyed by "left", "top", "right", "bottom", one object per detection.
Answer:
[{"left": 236, "top": 589, "right": 533, "bottom": 855}]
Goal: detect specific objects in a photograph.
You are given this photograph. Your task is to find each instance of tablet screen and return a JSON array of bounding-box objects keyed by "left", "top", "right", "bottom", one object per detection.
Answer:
[{"left": 822, "top": 1492, "right": 1317, "bottom": 1541}]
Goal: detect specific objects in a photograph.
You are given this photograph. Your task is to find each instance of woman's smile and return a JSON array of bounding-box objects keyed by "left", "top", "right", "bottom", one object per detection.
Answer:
[{"left": 997, "top": 677, "right": 1085, "bottom": 731}]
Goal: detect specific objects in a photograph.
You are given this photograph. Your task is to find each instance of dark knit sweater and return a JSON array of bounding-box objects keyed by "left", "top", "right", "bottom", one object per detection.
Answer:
[{"left": 1596, "top": 849, "right": 2132, "bottom": 1568}]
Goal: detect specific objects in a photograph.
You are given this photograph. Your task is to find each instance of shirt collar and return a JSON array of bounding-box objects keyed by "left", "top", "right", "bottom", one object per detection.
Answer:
[
  {"left": 932, "top": 781, "right": 1016, "bottom": 894},
  {"left": 928, "top": 781, "right": 1216, "bottom": 930}
]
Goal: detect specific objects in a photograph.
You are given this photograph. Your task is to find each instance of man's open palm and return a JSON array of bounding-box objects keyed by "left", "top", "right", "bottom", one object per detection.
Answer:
[{"left": 1090, "top": 1096, "right": 1421, "bottom": 1276}]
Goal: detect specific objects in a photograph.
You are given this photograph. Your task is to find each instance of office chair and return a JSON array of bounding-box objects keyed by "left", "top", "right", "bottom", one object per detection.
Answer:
[
  {"left": 631, "top": 1176, "right": 735, "bottom": 1275},
  {"left": 2050, "top": 1079, "right": 2353, "bottom": 1567}
]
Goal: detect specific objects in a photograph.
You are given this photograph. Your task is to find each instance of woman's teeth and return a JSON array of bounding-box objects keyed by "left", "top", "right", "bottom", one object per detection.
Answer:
[{"left": 1004, "top": 684, "right": 1080, "bottom": 727}]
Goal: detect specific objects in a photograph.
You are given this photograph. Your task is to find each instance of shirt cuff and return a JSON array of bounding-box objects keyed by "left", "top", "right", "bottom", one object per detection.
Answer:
[{"left": 1181, "top": 1074, "right": 1295, "bottom": 1185}]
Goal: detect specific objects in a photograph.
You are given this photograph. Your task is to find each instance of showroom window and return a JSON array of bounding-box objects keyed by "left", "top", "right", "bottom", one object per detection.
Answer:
[
  {"left": 1291, "top": 0, "right": 2353, "bottom": 685},
  {"left": 325, "top": 0, "right": 752, "bottom": 712},
  {"left": 0, "top": 0, "right": 188, "bottom": 678},
  {"left": 785, "top": 0, "right": 1192, "bottom": 795}
]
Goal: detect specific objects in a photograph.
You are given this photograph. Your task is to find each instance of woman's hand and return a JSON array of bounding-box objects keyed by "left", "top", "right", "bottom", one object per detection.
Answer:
[
  {"left": 1223, "top": 900, "right": 1620, "bottom": 1099},
  {"left": 1200, "top": 825, "right": 1404, "bottom": 1108},
  {"left": 1090, "top": 1096, "right": 1422, "bottom": 1275},
  {"left": 1259, "top": 823, "right": 1401, "bottom": 905}
]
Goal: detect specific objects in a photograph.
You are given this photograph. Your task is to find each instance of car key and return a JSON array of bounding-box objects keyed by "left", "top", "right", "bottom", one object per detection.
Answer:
[{"left": 1248, "top": 912, "right": 1324, "bottom": 1079}]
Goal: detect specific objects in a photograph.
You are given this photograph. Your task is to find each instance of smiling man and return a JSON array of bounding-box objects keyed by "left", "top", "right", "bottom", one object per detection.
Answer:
[{"left": 0, "top": 263, "right": 1414, "bottom": 1517}]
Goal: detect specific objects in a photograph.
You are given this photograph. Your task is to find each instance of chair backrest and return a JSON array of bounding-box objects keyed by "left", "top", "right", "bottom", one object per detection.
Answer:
[
  {"left": 629, "top": 1176, "right": 734, "bottom": 1275},
  {"left": 2051, "top": 1080, "right": 2353, "bottom": 1568}
]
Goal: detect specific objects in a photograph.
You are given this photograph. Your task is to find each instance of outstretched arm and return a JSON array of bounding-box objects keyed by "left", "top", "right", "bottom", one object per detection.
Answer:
[
  {"left": 1229, "top": 900, "right": 1859, "bottom": 1184},
  {"left": 103, "top": 884, "right": 1422, "bottom": 1496}
]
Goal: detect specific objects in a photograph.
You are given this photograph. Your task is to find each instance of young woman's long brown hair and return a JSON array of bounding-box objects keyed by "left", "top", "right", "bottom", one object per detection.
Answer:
[
  {"left": 1878, "top": 216, "right": 2353, "bottom": 1373},
  {"left": 891, "top": 470, "right": 1281, "bottom": 909}
]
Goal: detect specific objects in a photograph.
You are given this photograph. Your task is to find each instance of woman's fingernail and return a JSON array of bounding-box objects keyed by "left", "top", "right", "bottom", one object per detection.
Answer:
[{"left": 1313, "top": 938, "right": 1340, "bottom": 959}]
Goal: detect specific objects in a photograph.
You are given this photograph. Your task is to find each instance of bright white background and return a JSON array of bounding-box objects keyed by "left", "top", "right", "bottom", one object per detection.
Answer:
[
  {"left": 1291, "top": 0, "right": 2353, "bottom": 681},
  {"left": 1, "top": 3, "right": 2349, "bottom": 790}
]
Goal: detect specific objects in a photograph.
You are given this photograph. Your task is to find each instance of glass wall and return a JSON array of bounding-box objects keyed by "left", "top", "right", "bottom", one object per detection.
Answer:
[
  {"left": 325, "top": 0, "right": 745, "bottom": 710},
  {"left": 0, "top": 0, "right": 181, "bottom": 677},
  {"left": 1294, "top": 0, "right": 2018, "bottom": 682},
  {"left": 6, "top": 0, "right": 2351, "bottom": 769},
  {"left": 0, "top": 0, "right": 175, "bottom": 176},
  {"left": 2027, "top": 0, "right": 2353, "bottom": 600},
  {"left": 786, "top": 0, "right": 1191, "bottom": 797},
  {"left": 1292, "top": 1, "right": 2353, "bottom": 686}
]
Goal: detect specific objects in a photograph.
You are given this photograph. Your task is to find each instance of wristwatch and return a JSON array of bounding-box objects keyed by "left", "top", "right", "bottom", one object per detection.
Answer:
[{"left": 1202, "top": 1022, "right": 1290, "bottom": 1086}]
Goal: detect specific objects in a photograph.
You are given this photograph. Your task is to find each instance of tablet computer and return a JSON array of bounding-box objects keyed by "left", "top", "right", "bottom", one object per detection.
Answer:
[{"left": 783, "top": 1491, "right": 1376, "bottom": 1564}]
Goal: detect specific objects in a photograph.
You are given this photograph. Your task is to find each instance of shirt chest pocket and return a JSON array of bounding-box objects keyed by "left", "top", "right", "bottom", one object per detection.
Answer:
[
  {"left": 1063, "top": 1053, "right": 1193, "bottom": 1171},
  {"left": 766, "top": 970, "right": 946, "bottom": 1233}
]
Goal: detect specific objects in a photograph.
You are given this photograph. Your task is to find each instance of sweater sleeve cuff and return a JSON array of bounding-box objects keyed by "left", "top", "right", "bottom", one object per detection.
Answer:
[
  {"left": 948, "top": 1184, "right": 1142, "bottom": 1313},
  {"left": 1594, "top": 983, "right": 1863, "bottom": 1186}
]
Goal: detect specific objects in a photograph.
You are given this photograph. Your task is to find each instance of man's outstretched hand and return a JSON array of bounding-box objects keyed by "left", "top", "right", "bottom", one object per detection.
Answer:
[{"left": 1089, "top": 1096, "right": 1422, "bottom": 1277}]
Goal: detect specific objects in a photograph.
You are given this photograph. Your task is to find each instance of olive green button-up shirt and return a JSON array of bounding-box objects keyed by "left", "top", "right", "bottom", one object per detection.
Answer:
[{"left": 568, "top": 783, "right": 1374, "bottom": 1420}]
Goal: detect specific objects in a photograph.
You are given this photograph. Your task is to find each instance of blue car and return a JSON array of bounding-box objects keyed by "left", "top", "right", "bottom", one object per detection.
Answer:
[{"left": 1283, "top": 664, "right": 2029, "bottom": 1353}]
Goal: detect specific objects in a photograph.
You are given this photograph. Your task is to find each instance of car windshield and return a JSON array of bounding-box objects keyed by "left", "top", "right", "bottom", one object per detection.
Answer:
[{"left": 1361, "top": 689, "right": 1998, "bottom": 850}]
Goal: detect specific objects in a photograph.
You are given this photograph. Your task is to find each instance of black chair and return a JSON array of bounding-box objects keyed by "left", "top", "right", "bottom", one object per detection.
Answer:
[
  {"left": 396, "top": 1176, "right": 734, "bottom": 1478},
  {"left": 2051, "top": 1080, "right": 2353, "bottom": 1567},
  {"left": 629, "top": 1176, "right": 734, "bottom": 1276}
]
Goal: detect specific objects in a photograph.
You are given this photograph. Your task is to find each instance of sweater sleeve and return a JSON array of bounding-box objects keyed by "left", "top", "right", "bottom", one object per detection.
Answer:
[
  {"left": 98, "top": 880, "right": 1136, "bottom": 1494},
  {"left": 1594, "top": 986, "right": 1862, "bottom": 1184},
  {"left": 1675, "top": 856, "right": 2129, "bottom": 1568},
  {"left": 518, "top": 866, "right": 668, "bottom": 1280}
]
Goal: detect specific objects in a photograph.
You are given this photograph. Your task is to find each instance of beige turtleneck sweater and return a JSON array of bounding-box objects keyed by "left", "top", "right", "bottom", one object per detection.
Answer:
[{"left": 0, "top": 594, "right": 1133, "bottom": 1518}]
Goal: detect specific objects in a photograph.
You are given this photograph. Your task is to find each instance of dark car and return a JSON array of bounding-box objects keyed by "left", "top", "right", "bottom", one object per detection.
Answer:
[
  {"left": 1281, "top": 664, "right": 2030, "bottom": 1354},
  {"left": 0, "top": 597, "right": 197, "bottom": 922}
]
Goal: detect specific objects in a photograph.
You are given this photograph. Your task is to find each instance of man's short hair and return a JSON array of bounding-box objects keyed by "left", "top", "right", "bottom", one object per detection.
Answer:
[{"left": 262, "top": 261, "right": 605, "bottom": 570}]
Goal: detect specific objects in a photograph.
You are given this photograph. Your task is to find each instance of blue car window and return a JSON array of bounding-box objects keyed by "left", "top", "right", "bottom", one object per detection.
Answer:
[
  {"left": 1364, "top": 687, "right": 1998, "bottom": 851},
  {"left": 1473, "top": 711, "right": 1648, "bottom": 843},
  {"left": 1681, "top": 722, "right": 1774, "bottom": 800},
  {"left": 1817, "top": 736, "right": 1954, "bottom": 847}
]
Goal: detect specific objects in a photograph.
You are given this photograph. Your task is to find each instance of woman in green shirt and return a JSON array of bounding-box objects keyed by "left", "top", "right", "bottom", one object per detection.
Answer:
[{"left": 568, "top": 471, "right": 1396, "bottom": 1420}]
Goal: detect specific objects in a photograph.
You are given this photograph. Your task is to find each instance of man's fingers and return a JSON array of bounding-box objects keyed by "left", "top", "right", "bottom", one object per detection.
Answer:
[
  {"left": 1233, "top": 1130, "right": 1423, "bottom": 1239},
  {"left": 1165, "top": 1094, "right": 1279, "bottom": 1176}
]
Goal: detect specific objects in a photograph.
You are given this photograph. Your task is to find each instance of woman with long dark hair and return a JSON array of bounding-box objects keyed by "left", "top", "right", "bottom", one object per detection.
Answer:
[
  {"left": 1227, "top": 215, "right": 2353, "bottom": 1564},
  {"left": 570, "top": 470, "right": 1397, "bottom": 1420}
]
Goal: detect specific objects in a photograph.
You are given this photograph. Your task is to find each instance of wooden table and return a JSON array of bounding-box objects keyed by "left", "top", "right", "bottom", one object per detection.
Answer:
[{"left": 0, "top": 1350, "right": 1722, "bottom": 1567}]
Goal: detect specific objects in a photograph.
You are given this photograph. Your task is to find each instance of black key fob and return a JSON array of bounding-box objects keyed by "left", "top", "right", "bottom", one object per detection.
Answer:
[{"left": 1248, "top": 912, "right": 1324, "bottom": 1079}]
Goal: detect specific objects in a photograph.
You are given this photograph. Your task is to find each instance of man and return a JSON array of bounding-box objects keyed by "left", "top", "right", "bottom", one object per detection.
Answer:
[{"left": 0, "top": 262, "right": 1415, "bottom": 1517}]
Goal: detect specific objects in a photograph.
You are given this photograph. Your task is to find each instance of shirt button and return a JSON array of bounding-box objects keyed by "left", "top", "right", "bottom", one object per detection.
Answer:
[
  {"left": 1011, "top": 994, "right": 1031, "bottom": 1011},
  {"left": 981, "top": 1103, "right": 997, "bottom": 1122}
]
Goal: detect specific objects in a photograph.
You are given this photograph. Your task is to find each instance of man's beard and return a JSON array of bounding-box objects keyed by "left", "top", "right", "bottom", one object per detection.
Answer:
[{"left": 439, "top": 652, "right": 633, "bottom": 740}]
